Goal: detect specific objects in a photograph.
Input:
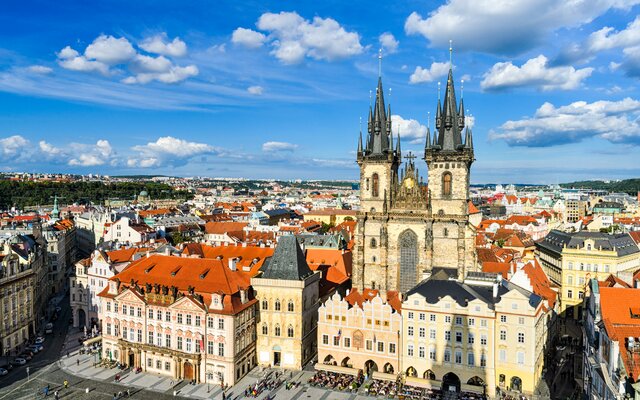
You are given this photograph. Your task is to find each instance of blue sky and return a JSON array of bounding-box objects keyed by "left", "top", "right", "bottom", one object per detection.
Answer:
[{"left": 1, "top": 0, "right": 640, "bottom": 183}]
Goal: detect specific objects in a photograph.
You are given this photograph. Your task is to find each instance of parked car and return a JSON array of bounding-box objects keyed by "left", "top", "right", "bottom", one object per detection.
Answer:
[
  {"left": 0, "top": 363, "right": 13, "bottom": 371},
  {"left": 18, "top": 353, "right": 31, "bottom": 361},
  {"left": 12, "top": 358, "right": 26, "bottom": 366},
  {"left": 33, "top": 344, "right": 43, "bottom": 351},
  {"left": 0, "top": 367, "right": 7, "bottom": 376},
  {"left": 26, "top": 345, "right": 40, "bottom": 353},
  {"left": 45, "top": 323, "right": 53, "bottom": 334},
  {"left": 35, "top": 337, "right": 45, "bottom": 345}
]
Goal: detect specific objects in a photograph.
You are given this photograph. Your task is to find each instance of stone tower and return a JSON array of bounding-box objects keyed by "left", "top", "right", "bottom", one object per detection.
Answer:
[
  {"left": 424, "top": 67, "right": 476, "bottom": 275},
  {"left": 353, "top": 64, "right": 477, "bottom": 294}
]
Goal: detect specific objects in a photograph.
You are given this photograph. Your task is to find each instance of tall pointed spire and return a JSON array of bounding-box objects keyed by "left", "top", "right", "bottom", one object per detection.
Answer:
[
  {"left": 357, "top": 117, "right": 363, "bottom": 157},
  {"left": 434, "top": 66, "right": 463, "bottom": 151},
  {"left": 425, "top": 111, "right": 432, "bottom": 153},
  {"left": 396, "top": 132, "right": 401, "bottom": 158}
]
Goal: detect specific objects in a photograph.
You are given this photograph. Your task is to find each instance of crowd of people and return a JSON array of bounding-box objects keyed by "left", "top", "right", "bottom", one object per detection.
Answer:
[
  {"left": 364, "top": 378, "right": 398, "bottom": 397},
  {"left": 400, "top": 385, "right": 444, "bottom": 399},
  {"left": 308, "top": 370, "right": 363, "bottom": 392},
  {"left": 243, "top": 370, "right": 283, "bottom": 398}
]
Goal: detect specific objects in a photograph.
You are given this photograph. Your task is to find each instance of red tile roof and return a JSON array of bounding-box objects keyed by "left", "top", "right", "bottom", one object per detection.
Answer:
[
  {"left": 600, "top": 287, "right": 640, "bottom": 381},
  {"left": 99, "top": 254, "right": 255, "bottom": 315},
  {"left": 344, "top": 288, "right": 401, "bottom": 313}
]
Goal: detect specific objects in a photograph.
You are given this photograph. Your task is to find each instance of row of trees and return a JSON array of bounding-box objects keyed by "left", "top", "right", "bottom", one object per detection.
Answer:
[
  {"left": 561, "top": 179, "right": 640, "bottom": 195},
  {"left": 0, "top": 180, "right": 192, "bottom": 209}
]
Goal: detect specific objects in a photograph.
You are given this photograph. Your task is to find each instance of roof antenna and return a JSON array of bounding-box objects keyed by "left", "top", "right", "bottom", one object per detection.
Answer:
[
  {"left": 449, "top": 39, "right": 453, "bottom": 69},
  {"left": 378, "top": 48, "right": 383, "bottom": 78}
]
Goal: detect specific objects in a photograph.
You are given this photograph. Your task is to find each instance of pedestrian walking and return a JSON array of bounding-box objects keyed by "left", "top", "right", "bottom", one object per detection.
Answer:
[
  {"left": 126, "top": 389, "right": 130, "bottom": 397},
  {"left": 63, "top": 379, "right": 68, "bottom": 389},
  {"left": 113, "top": 393, "right": 117, "bottom": 400},
  {"left": 77, "top": 359, "right": 80, "bottom": 366},
  {"left": 54, "top": 391, "right": 59, "bottom": 400}
]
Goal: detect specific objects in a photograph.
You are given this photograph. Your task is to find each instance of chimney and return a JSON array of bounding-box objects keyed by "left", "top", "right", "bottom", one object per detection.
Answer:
[
  {"left": 164, "top": 247, "right": 170, "bottom": 256},
  {"left": 146, "top": 250, "right": 150, "bottom": 258},
  {"left": 492, "top": 282, "right": 499, "bottom": 298},
  {"left": 228, "top": 257, "right": 238, "bottom": 271}
]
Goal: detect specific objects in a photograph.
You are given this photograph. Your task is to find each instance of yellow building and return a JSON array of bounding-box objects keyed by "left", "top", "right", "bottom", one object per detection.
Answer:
[
  {"left": 252, "top": 235, "right": 320, "bottom": 370},
  {"left": 536, "top": 230, "right": 640, "bottom": 319},
  {"left": 401, "top": 271, "right": 549, "bottom": 398},
  {"left": 303, "top": 209, "right": 356, "bottom": 226}
]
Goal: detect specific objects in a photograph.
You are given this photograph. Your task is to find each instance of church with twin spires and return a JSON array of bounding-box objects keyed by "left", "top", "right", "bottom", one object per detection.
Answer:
[{"left": 353, "top": 65, "right": 477, "bottom": 294}]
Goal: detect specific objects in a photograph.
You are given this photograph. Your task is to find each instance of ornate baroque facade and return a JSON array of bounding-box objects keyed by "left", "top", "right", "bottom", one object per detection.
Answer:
[{"left": 354, "top": 67, "right": 477, "bottom": 293}]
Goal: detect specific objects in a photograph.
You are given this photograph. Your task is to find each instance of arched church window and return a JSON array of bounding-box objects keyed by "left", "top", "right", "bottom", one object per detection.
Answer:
[
  {"left": 370, "top": 238, "right": 377, "bottom": 248},
  {"left": 372, "top": 256, "right": 377, "bottom": 262},
  {"left": 372, "top": 174, "right": 379, "bottom": 197},
  {"left": 442, "top": 172, "right": 452, "bottom": 196}
]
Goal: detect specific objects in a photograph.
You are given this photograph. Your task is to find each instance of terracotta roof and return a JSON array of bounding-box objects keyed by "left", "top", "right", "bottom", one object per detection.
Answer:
[
  {"left": 600, "top": 287, "right": 640, "bottom": 380},
  {"left": 505, "top": 215, "right": 539, "bottom": 226},
  {"left": 344, "top": 288, "right": 401, "bottom": 313},
  {"left": 106, "top": 248, "right": 151, "bottom": 263},
  {"left": 521, "top": 259, "right": 557, "bottom": 308},
  {"left": 482, "top": 262, "right": 512, "bottom": 279},
  {"left": 599, "top": 274, "right": 632, "bottom": 288},
  {"left": 306, "top": 248, "right": 352, "bottom": 286},
  {"left": 204, "top": 221, "right": 248, "bottom": 235},
  {"left": 629, "top": 231, "right": 640, "bottom": 245},
  {"left": 138, "top": 208, "right": 174, "bottom": 218},
  {"left": 182, "top": 243, "right": 273, "bottom": 275},
  {"left": 468, "top": 201, "right": 480, "bottom": 214},
  {"left": 99, "top": 254, "right": 255, "bottom": 315}
]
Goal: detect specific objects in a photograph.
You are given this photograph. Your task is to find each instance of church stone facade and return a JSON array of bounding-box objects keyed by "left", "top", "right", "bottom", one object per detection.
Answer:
[{"left": 354, "top": 68, "right": 477, "bottom": 294}]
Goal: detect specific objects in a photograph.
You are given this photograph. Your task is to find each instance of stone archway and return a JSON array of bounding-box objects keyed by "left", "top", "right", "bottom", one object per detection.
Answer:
[
  {"left": 324, "top": 354, "right": 336, "bottom": 365},
  {"left": 341, "top": 357, "right": 351, "bottom": 368},
  {"left": 442, "top": 372, "right": 461, "bottom": 393},
  {"left": 406, "top": 366, "right": 417, "bottom": 377},
  {"left": 468, "top": 376, "right": 484, "bottom": 386},
  {"left": 424, "top": 369, "right": 436, "bottom": 380},
  {"left": 510, "top": 376, "right": 522, "bottom": 392},
  {"left": 77, "top": 309, "right": 86, "bottom": 328},
  {"left": 383, "top": 363, "right": 394, "bottom": 374},
  {"left": 364, "top": 360, "right": 378, "bottom": 375}
]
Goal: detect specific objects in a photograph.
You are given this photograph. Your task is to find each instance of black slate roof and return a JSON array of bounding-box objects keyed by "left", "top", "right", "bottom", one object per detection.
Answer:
[
  {"left": 406, "top": 274, "right": 541, "bottom": 310},
  {"left": 536, "top": 230, "right": 639, "bottom": 257},
  {"left": 259, "top": 235, "right": 314, "bottom": 280}
]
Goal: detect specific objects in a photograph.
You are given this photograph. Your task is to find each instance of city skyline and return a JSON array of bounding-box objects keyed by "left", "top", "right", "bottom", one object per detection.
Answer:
[{"left": 1, "top": 0, "right": 640, "bottom": 183}]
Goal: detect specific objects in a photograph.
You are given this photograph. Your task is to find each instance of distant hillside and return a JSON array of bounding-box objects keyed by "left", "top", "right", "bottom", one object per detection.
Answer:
[{"left": 561, "top": 179, "right": 640, "bottom": 195}]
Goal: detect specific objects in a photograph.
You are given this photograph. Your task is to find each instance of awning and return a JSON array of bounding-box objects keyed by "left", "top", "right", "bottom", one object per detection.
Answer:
[
  {"left": 314, "top": 363, "right": 361, "bottom": 376},
  {"left": 405, "top": 376, "right": 441, "bottom": 389},
  {"left": 461, "top": 383, "right": 484, "bottom": 394},
  {"left": 83, "top": 336, "right": 102, "bottom": 346},
  {"left": 372, "top": 371, "right": 396, "bottom": 382}
]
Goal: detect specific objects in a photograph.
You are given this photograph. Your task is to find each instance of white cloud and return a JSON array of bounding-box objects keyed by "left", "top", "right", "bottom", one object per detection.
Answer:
[
  {"left": 129, "top": 136, "right": 223, "bottom": 167},
  {"left": 262, "top": 141, "right": 298, "bottom": 152},
  {"left": 379, "top": 32, "right": 399, "bottom": 54},
  {"left": 490, "top": 97, "right": 640, "bottom": 146},
  {"left": 140, "top": 34, "right": 187, "bottom": 57},
  {"left": 84, "top": 35, "right": 136, "bottom": 64},
  {"left": 404, "top": 0, "right": 640, "bottom": 55},
  {"left": 231, "top": 28, "right": 267, "bottom": 48},
  {"left": 390, "top": 115, "right": 428, "bottom": 144},
  {"left": 68, "top": 139, "right": 115, "bottom": 166},
  {"left": 409, "top": 62, "right": 450, "bottom": 84},
  {"left": 122, "top": 65, "right": 198, "bottom": 84},
  {"left": 130, "top": 54, "right": 173, "bottom": 73},
  {"left": 233, "top": 11, "right": 363, "bottom": 64},
  {"left": 481, "top": 55, "right": 593, "bottom": 91},
  {"left": 39, "top": 140, "right": 64, "bottom": 157},
  {"left": 0, "top": 135, "right": 31, "bottom": 160},
  {"left": 247, "top": 85, "right": 264, "bottom": 95},
  {"left": 57, "top": 46, "right": 109, "bottom": 75},
  {"left": 27, "top": 65, "right": 52, "bottom": 74},
  {"left": 56, "top": 33, "right": 198, "bottom": 84}
]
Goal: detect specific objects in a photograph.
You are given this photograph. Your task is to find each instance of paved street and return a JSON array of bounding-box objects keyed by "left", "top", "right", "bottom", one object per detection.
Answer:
[{"left": 0, "top": 293, "right": 388, "bottom": 400}]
